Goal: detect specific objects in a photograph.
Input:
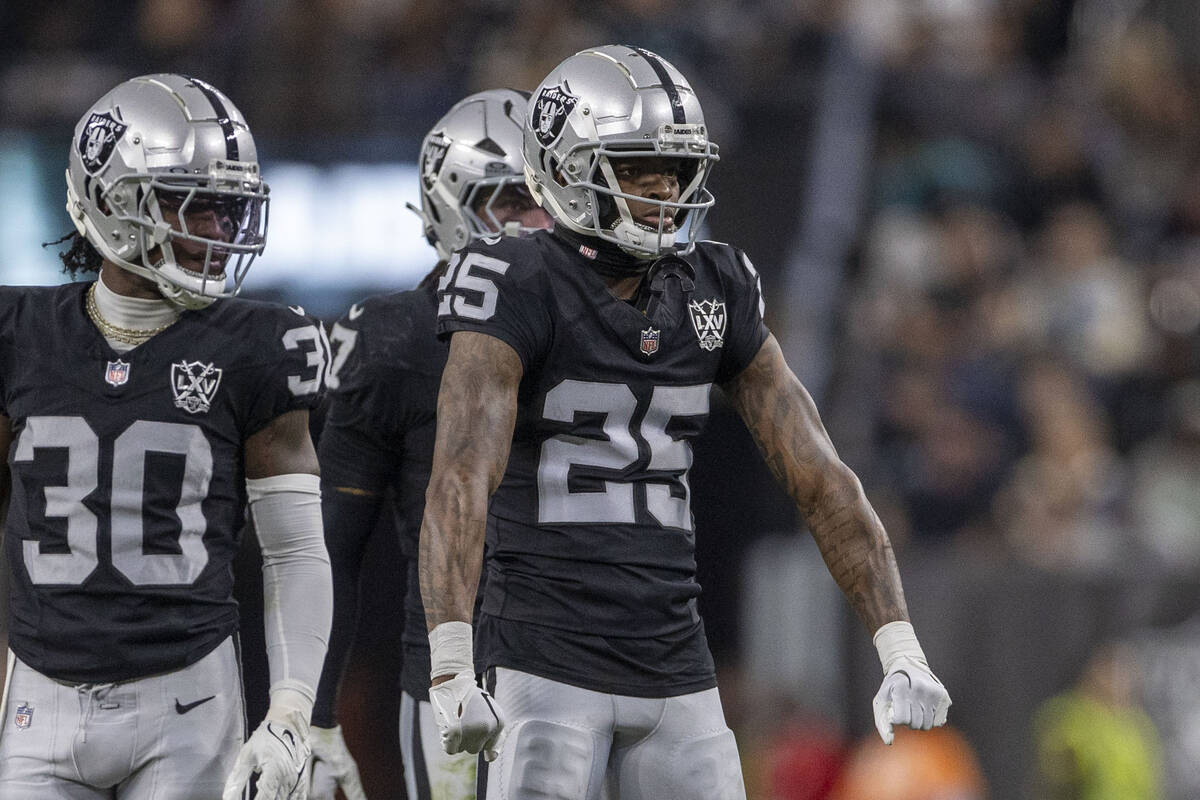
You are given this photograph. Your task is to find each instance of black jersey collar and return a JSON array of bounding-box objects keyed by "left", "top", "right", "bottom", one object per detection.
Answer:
[{"left": 551, "top": 226, "right": 650, "bottom": 280}]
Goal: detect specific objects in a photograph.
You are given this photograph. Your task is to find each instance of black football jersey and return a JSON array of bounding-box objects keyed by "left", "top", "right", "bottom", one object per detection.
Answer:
[
  {"left": 318, "top": 285, "right": 445, "bottom": 702},
  {"left": 437, "top": 231, "right": 768, "bottom": 695},
  {"left": 0, "top": 282, "right": 327, "bottom": 683},
  {"left": 323, "top": 286, "right": 444, "bottom": 559}
]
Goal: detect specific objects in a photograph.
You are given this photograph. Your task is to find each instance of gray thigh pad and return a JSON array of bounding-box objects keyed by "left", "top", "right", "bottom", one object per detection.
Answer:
[
  {"left": 491, "top": 720, "right": 606, "bottom": 800},
  {"left": 615, "top": 725, "right": 746, "bottom": 800}
]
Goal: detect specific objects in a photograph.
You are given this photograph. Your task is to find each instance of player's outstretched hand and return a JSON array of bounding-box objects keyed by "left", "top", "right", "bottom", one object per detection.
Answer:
[
  {"left": 871, "top": 620, "right": 951, "bottom": 745},
  {"left": 308, "top": 725, "right": 367, "bottom": 800},
  {"left": 223, "top": 717, "right": 311, "bottom": 800},
  {"left": 429, "top": 671, "right": 506, "bottom": 761}
]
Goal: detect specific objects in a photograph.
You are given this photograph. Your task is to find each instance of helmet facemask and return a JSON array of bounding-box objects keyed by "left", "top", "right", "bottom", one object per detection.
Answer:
[
  {"left": 461, "top": 175, "right": 544, "bottom": 240},
  {"left": 541, "top": 126, "right": 717, "bottom": 259},
  {"left": 70, "top": 163, "right": 268, "bottom": 309}
]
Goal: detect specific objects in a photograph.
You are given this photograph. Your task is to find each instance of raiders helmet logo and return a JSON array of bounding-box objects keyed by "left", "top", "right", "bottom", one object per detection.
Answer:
[
  {"left": 532, "top": 84, "right": 578, "bottom": 148},
  {"left": 421, "top": 132, "right": 451, "bottom": 190},
  {"left": 171, "top": 360, "right": 223, "bottom": 414},
  {"left": 78, "top": 112, "right": 128, "bottom": 175}
]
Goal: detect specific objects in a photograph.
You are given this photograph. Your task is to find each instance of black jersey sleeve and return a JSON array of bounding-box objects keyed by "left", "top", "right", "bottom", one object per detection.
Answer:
[
  {"left": 434, "top": 241, "right": 553, "bottom": 370},
  {"left": 242, "top": 305, "right": 329, "bottom": 435},
  {"left": 715, "top": 247, "right": 770, "bottom": 384},
  {"left": 312, "top": 423, "right": 389, "bottom": 728}
]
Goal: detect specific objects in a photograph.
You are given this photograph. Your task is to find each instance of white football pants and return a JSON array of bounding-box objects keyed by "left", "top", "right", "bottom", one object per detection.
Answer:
[
  {"left": 401, "top": 690, "right": 478, "bottom": 800},
  {"left": 0, "top": 637, "right": 244, "bottom": 799},
  {"left": 481, "top": 667, "right": 745, "bottom": 800}
]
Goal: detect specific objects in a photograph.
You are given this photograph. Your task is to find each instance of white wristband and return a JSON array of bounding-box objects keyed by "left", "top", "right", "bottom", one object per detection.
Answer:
[
  {"left": 429, "top": 621, "right": 474, "bottom": 680},
  {"left": 872, "top": 620, "right": 928, "bottom": 674}
]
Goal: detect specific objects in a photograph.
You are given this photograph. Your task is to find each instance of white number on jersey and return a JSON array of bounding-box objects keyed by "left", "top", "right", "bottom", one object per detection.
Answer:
[
  {"left": 282, "top": 323, "right": 331, "bottom": 396},
  {"left": 14, "top": 416, "right": 213, "bottom": 586},
  {"left": 437, "top": 252, "right": 510, "bottom": 321},
  {"left": 536, "top": 380, "right": 711, "bottom": 529},
  {"left": 325, "top": 321, "right": 359, "bottom": 390}
]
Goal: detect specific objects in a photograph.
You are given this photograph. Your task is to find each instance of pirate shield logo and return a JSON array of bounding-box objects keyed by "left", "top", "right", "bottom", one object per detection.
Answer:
[
  {"left": 421, "top": 132, "right": 451, "bottom": 191},
  {"left": 531, "top": 83, "right": 579, "bottom": 149},
  {"left": 78, "top": 112, "right": 128, "bottom": 175},
  {"left": 688, "top": 298, "right": 726, "bottom": 351},
  {"left": 171, "top": 360, "right": 223, "bottom": 414}
]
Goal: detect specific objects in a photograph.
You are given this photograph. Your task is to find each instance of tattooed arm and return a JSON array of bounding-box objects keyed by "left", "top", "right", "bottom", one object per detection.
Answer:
[
  {"left": 420, "top": 331, "right": 522, "bottom": 656},
  {"left": 722, "top": 334, "right": 908, "bottom": 632},
  {"left": 724, "top": 333, "right": 950, "bottom": 741}
]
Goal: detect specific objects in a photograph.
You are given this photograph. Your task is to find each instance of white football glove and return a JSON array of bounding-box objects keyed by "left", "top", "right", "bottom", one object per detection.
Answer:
[
  {"left": 223, "top": 712, "right": 311, "bottom": 800},
  {"left": 429, "top": 671, "right": 506, "bottom": 761},
  {"left": 871, "top": 620, "right": 951, "bottom": 745},
  {"left": 307, "top": 725, "right": 367, "bottom": 800}
]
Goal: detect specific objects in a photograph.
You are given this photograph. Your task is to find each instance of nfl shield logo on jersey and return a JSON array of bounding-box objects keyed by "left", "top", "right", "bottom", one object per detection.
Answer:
[
  {"left": 14, "top": 703, "right": 33, "bottom": 730},
  {"left": 105, "top": 359, "right": 131, "bottom": 387},
  {"left": 688, "top": 298, "right": 726, "bottom": 351},
  {"left": 640, "top": 327, "right": 660, "bottom": 356},
  {"left": 171, "top": 360, "right": 223, "bottom": 414}
]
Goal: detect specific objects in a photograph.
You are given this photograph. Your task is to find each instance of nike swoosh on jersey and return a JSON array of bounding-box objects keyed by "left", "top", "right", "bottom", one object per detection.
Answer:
[
  {"left": 347, "top": 303, "right": 364, "bottom": 321},
  {"left": 175, "top": 695, "right": 216, "bottom": 714}
]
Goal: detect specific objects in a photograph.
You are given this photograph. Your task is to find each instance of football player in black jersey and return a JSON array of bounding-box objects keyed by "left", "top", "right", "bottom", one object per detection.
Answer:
[
  {"left": 306, "top": 89, "right": 551, "bottom": 800},
  {"left": 419, "top": 46, "right": 953, "bottom": 799},
  {"left": 0, "top": 75, "right": 332, "bottom": 800}
]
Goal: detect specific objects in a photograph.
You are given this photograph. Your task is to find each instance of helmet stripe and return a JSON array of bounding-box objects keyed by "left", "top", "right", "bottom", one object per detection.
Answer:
[
  {"left": 180, "top": 75, "right": 239, "bottom": 161},
  {"left": 631, "top": 47, "right": 686, "bottom": 125}
]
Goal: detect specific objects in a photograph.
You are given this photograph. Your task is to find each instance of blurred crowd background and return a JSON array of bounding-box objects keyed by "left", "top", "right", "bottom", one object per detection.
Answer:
[{"left": 5, "top": 0, "right": 1200, "bottom": 798}]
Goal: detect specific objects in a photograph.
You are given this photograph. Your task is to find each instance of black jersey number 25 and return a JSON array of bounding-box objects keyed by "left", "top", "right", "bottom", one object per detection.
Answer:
[
  {"left": 437, "top": 252, "right": 510, "bottom": 321},
  {"left": 537, "top": 380, "right": 712, "bottom": 530}
]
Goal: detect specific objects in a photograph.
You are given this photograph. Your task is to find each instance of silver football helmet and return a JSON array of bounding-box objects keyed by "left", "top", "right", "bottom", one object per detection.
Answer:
[
  {"left": 65, "top": 74, "right": 268, "bottom": 308},
  {"left": 523, "top": 45, "right": 719, "bottom": 259},
  {"left": 417, "top": 88, "right": 537, "bottom": 261}
]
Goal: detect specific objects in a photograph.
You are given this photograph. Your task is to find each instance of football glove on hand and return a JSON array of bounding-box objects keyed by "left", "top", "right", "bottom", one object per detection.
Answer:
[
  {"left": 871, "top": 621, "right": 951, "bottom": 745},
  {"left": 429, "top": 671, "right": 506, "bottom": 761},
  {"left": 223, "top": 715, "right": 311, "bottom": 800},
  {"left": 308, "top": 725, "right": 367, "bottom": 800}
]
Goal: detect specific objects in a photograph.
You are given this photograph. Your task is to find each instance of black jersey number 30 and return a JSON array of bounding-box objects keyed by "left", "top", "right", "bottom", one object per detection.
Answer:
[{"left": 14, "top": 416, "right": 212, "bottom": 586}]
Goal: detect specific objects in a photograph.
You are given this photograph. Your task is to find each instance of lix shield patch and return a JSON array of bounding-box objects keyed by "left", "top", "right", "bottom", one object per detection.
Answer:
[
  {"left": 78, "top": 112, "right": 128, "bottom": 175},
  {"left": 688, "top": 298, "right": 726, "bottom": 351},
  {"left": 14, "top": 703, "right": 33, "bottom": 730},
  {"left": 171, "top": 360, "right": 223, "bottom": 414},
  {"left": 531, "top": 84, "right": 578, "bottom": 148}
]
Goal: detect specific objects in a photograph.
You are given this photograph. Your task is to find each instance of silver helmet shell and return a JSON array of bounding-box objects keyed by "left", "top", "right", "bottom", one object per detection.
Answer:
[
  {"left": 417, "top": 88, "right": 535, "bottom": 261},
  {"left": 65, "top": 74, "right": 268, "bottom": 308},
  {"left": 523, "top": 45, "right": 719, "bottom": 259}
]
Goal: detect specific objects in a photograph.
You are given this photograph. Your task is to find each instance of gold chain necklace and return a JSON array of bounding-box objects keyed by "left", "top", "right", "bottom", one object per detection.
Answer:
[{"left": 85, "top": 283, "right": 176, "bottom": 346}]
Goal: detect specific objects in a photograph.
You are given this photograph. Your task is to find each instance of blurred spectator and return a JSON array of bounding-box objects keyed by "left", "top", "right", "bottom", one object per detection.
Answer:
[
  {"left": 1033, "top": 641, "right": 1164, "bottom": 800},
  {"left": 1129, "top": 380, "right": 1200, "bottom": 570},
  {"left": 995, "top": 357, "right": 1131, "bottom": 574}
]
